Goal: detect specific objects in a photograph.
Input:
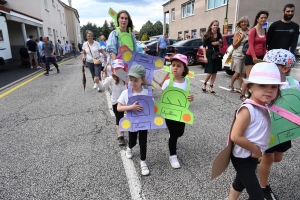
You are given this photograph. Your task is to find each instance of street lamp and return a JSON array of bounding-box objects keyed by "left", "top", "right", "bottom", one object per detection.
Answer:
[{"left": 223, "top": 0, "right": 229, "bottom": 34}]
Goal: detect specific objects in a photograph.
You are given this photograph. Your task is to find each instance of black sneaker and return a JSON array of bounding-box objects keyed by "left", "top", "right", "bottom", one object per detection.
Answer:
[
  {"left": 118, "top": 136, "right": 125, "bottom": 146},
  {"left": 44, "top": 72, "right": 49, "bottom": 76},
  {"left": 262, "top": 185, "right": 278, "bottom": 200},
  {"left": 57, "top": 69, "right": 60, "bottom": 73}
]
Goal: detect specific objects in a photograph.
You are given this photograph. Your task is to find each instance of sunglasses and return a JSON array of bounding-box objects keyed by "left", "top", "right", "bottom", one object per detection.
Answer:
[{"left": 120, "top": 17, "right": 128, "bottom": 20}]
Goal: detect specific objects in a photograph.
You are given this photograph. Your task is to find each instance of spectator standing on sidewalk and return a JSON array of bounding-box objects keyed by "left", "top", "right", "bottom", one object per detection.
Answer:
[
  {"left": 267, "top": 4, "right": 299, "bottom": 53},
  {"left": 36, "top": 38, "right": 42, "bottom": 67},
  {"left": 57, "top": 40, "right": 64, "bottom": 57},
  {"left": 42, "top": 37, "right": 60, "bottom": 76},
  {"left": 26, "top": 35, "right": 41, "bottom": 69},
  {"left": 38, "top": 37, "right": 46, "bottom": 70},
  {"left": 71, "top": 43, "right": 77, "bottom": 58},
  {"left": 156, "top": 33, "right": 170, "bottom": 63},
  {"left": 65, "top": 41, "right": 71, "bottom": 57}
]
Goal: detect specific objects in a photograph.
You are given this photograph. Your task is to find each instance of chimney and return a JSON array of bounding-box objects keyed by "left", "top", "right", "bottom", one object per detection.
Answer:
[{"left": 68, "top": 0, "right": 72, "bottom": 7}]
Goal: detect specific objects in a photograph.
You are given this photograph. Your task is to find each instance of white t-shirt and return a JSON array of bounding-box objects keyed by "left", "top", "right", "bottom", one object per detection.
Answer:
[
  {"left": 65, "top": 43, "right": 71, "bottom": 51},
  {"left": 281, "top": 78, "right": 300, "bottom": 90},
  {"left": 82, "top": 41, "right": 101, "bottom": 63},
  {"left": 118, "top": 88, "right": 148, "bottom": 105},
  {"left": 161, "top": 78, "right": 187, "bottom": 90},
  {"left": 98, "top": 76, "right": 126, "bottom": 105},
  {"left": 232, "top": 104, "right": 271, "bottom": 158}
]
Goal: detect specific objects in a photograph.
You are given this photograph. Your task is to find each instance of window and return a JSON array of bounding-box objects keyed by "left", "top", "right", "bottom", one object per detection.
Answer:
[
  {"left": 0, "top": 29, "right": 4, "bottom": 41},
  {"left": 182, "top": 0, "right": 194, "bottom": 18},
  {"left": 48, "top": 28, "right": 52, "bottom": 35},
  {"left": 200, "top": 28, "right": 206, "bottom": 37},
  {"left": 172, "top": 9, "right": 175, "bottom": 21},
  {"left": 59, "top": 10, "right": 62, "bottom": 23},
  {"left": 207, "top": 0, "right": 227, "bottom": 10},
  {"left": 227, "top": 24, "right": 233, "bottom": 34},
  {"left": 62, "top": 13, "right": 65, "bottom": 24},
  {"left": 44, "top": 0, "right": 48, "bottom": 10},
  {"left": 226, "top": 35, "right": 234, "bottom": 46},
  {"left": 178, "top": 31, "right": 182, "bottom": 39},
  {"left": 191, "top": 40, "right": 202, "bottom": 46},
  {"left": 192, "top": 29, "right": 197, "bottom": 38}
]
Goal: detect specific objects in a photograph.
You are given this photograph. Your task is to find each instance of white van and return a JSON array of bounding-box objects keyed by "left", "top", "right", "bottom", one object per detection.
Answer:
[{"left": 0, "top": 16, "right": 12, "bottom": 69}]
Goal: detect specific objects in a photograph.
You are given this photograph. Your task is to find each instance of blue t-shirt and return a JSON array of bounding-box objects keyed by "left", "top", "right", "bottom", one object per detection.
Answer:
[{"left": 158, "top": 36, "right": 169, "bottom": 48}]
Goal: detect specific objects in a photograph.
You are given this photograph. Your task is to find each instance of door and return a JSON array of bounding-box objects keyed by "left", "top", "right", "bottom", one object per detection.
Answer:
[{"left": 0, "top": 16, "right": 12, "bottom": 60}]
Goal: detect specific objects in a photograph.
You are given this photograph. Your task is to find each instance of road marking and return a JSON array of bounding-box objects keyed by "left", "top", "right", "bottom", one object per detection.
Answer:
[
  {"left": 195, "top": 72, "right": 226, "bottom": 76},
  {"left": 0, "top": 59, "right": 73, "bottom": 99},
  {"left": 105, "top": 90, "right": 115, "bottom": 116},
  {"left": 120, "top": 150, "right": 146, "bottom": 200},
  {"left": 218, "top": 86, "right": 230, "bottom": 91}
]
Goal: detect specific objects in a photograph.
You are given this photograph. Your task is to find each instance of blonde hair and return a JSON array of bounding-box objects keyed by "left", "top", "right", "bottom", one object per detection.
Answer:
[{"left": 235, "top": 16, "right": 250, "bottom": 29}]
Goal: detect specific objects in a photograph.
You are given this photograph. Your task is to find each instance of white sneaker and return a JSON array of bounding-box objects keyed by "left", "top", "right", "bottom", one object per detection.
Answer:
[
  {"left": 30, "top": 66, "right": 33, "bottom": 69},
  {"left": 126, "top": 147, "right": 133, "bottom": 159},
  {"left": 93, "top": 83, "right": 98, "bottom": 89},
  {"left": 169, "top": 155, "right": 181, "bottom": 169},
  {"left": 37, "top": 66, "right": 42, "bottom": 69},
  {"left": 140, "top": 161, "right": 150, "bottom": 176}
]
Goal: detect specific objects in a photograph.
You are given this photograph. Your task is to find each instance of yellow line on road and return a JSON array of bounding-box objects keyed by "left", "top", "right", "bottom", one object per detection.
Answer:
[{"left": 0, "top": 58, "right": 73, "bottom": 99}]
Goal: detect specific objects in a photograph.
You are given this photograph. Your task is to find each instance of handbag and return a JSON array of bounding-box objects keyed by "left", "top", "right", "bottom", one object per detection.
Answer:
[
  {"left": 211, "top": 48, "right": 223, "bottom": 60},
  {"left": 87, "top": 43, "right": 102, "bottom": 65}
]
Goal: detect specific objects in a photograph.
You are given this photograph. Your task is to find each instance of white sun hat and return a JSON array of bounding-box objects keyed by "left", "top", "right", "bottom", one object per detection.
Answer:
[{"left": 243, "top": 62, "right": 288, "bottom": 85}]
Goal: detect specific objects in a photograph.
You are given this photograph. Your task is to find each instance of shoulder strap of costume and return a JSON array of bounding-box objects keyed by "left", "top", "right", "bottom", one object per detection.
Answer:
[
  {"left": 168, "top": 73, "right": 174, "bottom": 86},
  {"left": 286, "top": 76, "right": 297, "bottom": 88},
  {"left": 147, "top": 85, "right": 152, "bottom": 96},
  {"left": 186, "top": 77, "right": 190, "bottom": 92},
  {"left": 127, "top": 84, "right": 133, "bottom": 97}
]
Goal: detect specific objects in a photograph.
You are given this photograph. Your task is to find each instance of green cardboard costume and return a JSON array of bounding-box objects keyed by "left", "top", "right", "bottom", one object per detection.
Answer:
[
  {"left": 108, "top": 7, "right": 134, "bottom": 51},
  {"left": 155, "top": 74, "right": 194, "bottom": 124},
  {"left": 269, "top": 76, "right": 300, "bottom": 148}
]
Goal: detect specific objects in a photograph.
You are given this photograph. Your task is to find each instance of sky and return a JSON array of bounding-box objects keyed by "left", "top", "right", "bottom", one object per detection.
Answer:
[{"left": 61, "top": 0, "right": 169, "bottom": 31}]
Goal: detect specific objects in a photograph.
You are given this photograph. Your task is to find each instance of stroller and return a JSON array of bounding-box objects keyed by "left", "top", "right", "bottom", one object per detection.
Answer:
[{"left": 19, "top": 47, "right": 30, "bottom": 67}]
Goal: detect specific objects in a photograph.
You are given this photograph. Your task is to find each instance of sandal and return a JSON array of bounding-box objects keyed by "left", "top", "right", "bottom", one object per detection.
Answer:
[
  {"left": 202, "top": 82, "right": 207, "bottom": 92},
  {"left": 240, "top": 95, "right": 247, "bottom": 101},
  {"left": 229, "top": 86, "right": 235, "bottom": 92},
  {"left": 209, "top": 85, "right": 215, "bottom": 93},
  {"left": 235, "top": 88, "right": 242, "bottom": 94}
]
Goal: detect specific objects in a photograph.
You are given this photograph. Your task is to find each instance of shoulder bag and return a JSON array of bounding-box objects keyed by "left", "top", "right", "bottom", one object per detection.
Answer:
[
  {"left": 87, "top": 43, "right": 102, "bottom": 65},
  {"left": 211, "top": 48, "right": 223, "bottom": 60}
]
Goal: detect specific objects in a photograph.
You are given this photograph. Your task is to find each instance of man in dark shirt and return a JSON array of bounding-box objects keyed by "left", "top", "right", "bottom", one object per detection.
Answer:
[
  {"left": 26, "top": 35, "right": 41, "bottom": 69},
  {"left": 42, "top": 37, "right": 59, "bottom": 76},
  {"left": 267, "top": 4, "right": 299, "bottom": 54}
]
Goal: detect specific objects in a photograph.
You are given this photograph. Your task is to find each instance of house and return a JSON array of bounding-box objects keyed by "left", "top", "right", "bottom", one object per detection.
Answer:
[{"left": 163, "top": 0, "right": 300, "bottom": 39}]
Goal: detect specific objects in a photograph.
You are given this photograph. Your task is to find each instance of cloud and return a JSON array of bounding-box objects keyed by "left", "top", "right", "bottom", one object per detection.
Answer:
[{"left": 61, "top": 0, "right": 169, "bottom": 31}]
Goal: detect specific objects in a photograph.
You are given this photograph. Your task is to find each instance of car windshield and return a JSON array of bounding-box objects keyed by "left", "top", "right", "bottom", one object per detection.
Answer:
[
  {"left": 147, "top": 41, "right": 157, "bottom": 46},
  {"left": 226, "top": 35, "right": 234, "bottom": 46}
]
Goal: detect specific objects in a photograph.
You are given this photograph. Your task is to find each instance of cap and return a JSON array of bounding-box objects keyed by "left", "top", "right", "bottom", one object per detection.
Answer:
[
  {"left": 243, "top": 62, "right": 287, "bottom": 85},
  {"left": 263, "top": 49, "right": 296, "bottom": 68},
  {"left": 128, "top": 65, "right": 146, "bottom": 78},
  {"left": 112, "top": 59, "right": 124, "bottom": 69},
  {"left": 170, "top": 54, "right": 188, "bottom": 66}
]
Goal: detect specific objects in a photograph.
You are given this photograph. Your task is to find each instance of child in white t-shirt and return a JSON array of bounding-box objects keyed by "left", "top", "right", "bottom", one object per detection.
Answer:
[
  {"left": 258, "top": 49, "right": 299, "bottom": 199},
  {"left": 227, "top": 62, "right": 286, "bottom": 200},
  {"left": 117, "top": 65, "right": 150, "bottom": 176},
  {"left": 98, "top": 59, "right": 127, "bottom": 145}
]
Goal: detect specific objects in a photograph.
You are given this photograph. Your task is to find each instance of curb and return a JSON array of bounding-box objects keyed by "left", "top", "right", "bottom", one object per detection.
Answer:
[{"left": 0, "top": 57, "right": 74, "bottom": 92}]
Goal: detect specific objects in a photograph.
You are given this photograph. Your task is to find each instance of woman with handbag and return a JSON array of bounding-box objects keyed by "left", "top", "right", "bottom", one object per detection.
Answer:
[
  {"left": 82, "top": 30, "right": 107, "bottom": 91},
  {"left": 107, "top": 10, "right": 137, "bottom": 65},
  {"left": 240, "top": 11, "right": 268, "bottom": 101},
  {"left": 229, "top": 16, "right": 249, "bottom": 93},
  {"left": 202, "top": 20, "right": 223, "bottom": 93}
]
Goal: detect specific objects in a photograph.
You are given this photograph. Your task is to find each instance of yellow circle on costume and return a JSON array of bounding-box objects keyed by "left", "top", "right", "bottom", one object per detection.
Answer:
[
  {"left": 269, "top": 134, "right": 275, "bottom": 145},
  {"left": 123, "top": 51, "right": 132, "bottom": 62},
  {"left": 154, "top": 116, "right": 164, "bottom": 126},
  {"left": 121, "top": 119, "right": 131, "bottom": 129},
  {"left": 155, "top": 59, "right": 163, "bottom": 67}
]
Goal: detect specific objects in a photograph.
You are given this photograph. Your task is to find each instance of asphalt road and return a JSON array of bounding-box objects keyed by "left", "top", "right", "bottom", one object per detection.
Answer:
[{"left": 0, "top": 57, "right": 299, "bottom": 200}]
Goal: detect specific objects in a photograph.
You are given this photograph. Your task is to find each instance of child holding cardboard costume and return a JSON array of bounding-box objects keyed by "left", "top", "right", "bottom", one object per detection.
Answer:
[
  {"left": 258, "top": 49, "right": 299, "bottom": 200},
  {"left": 117, "top": 65, "right": 150, "bottom": 176},
  {"left": 226, "top": 62, "right": 285, "bottom": 200},
  {"left": 98, "top": 59, "right": 127, "bottom": 146},
  {"left": 161, "top": 54, "right": 194, "bottom": 169}
]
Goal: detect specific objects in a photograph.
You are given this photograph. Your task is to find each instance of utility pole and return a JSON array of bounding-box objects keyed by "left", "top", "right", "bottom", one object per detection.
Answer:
[{"left": 224, "top": 0, "right": 229, "bottom": 34}]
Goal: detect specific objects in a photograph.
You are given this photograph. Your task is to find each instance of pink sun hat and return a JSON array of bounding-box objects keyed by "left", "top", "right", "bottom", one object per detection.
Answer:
[
  {"left": 243, "top": 62, "right": 287, "bottom": 85},
  {"left": 170, "top": 54, "right": 188, "bottom": 66},
  {"left": 112, "top": 59, "right": 124, "bottom": 69}
]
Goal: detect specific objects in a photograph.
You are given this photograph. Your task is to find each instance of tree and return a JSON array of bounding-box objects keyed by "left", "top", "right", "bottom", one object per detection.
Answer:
[
  {"left": 138, "top": 20, "right": 153, "bottom": 40},
  {"left": 109, "top": 20, "right": 115, "bottom": 32},
  {"left": 102, "top": 20, "right": 110, "bottom": 39},
  {"left": 80, "top": 22, "right": 101, "bottom": 41},
  {"left": 152, "top": 21, "right": 163, "bottom": 36}
]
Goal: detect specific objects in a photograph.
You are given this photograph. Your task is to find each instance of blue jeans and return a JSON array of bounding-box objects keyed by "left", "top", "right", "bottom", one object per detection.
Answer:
[
  {"left": 73, "top": 49, "right": 77, "bottom": 57},
  {"left": 45, "top": 57, "right": 59, "bottom": 71},
  {"left": 86, "top": 61, "right": 102, "bottom": 81},
  {"left": 159, "top": 48, "right": 167, "bottom": 64},
  {"left": 37, "top": 52, "right": 41, "bottom": 64}
]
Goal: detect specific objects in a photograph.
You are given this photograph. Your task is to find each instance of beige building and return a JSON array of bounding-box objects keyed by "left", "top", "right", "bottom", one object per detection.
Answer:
[{"left": 163, "top": 0, "right": 300, "bottom": 39}]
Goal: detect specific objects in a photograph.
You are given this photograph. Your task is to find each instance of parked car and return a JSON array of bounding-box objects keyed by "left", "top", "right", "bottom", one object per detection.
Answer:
[
  {"left": 166, "top": 38, "right": 203, "bottom": 65},
  {"left": 146, "top": 39, "right": 178, "bottom": 56},
  {"left": 196, "top": 34, "right": 234, "bottom": 68}
]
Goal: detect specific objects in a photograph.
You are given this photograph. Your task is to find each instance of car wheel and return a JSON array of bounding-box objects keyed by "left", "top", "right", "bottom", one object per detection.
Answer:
[
  {"left": 187, "top": 54, "right": 195, "bottom": 65},
  {"left": 225, "top": 69, "right": 235, "bottom": 75}
]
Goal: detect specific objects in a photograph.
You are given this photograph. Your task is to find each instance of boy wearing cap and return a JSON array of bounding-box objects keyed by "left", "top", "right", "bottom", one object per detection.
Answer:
[
  {"left": 117, "top": 65, "right": 150, "bottom": 176},
  {"left": 258, "top": 49, "right": 299, "bottom": 200}
]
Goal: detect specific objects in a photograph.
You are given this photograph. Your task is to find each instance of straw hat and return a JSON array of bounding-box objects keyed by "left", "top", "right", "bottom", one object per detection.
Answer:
[{"left": 243, "top": 62, "right": 287, "bottom": 85}]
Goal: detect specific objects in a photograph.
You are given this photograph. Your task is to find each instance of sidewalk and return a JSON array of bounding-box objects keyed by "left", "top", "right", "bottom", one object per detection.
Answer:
[{"left": 0, "top": 56, "right": 74, "bottom": 89}]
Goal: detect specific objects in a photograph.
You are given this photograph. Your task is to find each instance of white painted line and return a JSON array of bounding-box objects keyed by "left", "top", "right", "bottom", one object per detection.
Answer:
[
  {"left": 120, "top": 150, "right": 146, "bottom": 200},
  {"left": 218, "top": 86, "right": 230, "bottom": 91},
  {"left": 105, "top": 90, "right": 115, "bottom": 116},
  {"left": 194, "top": 72, "right": 226, "bottom": 77}
]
